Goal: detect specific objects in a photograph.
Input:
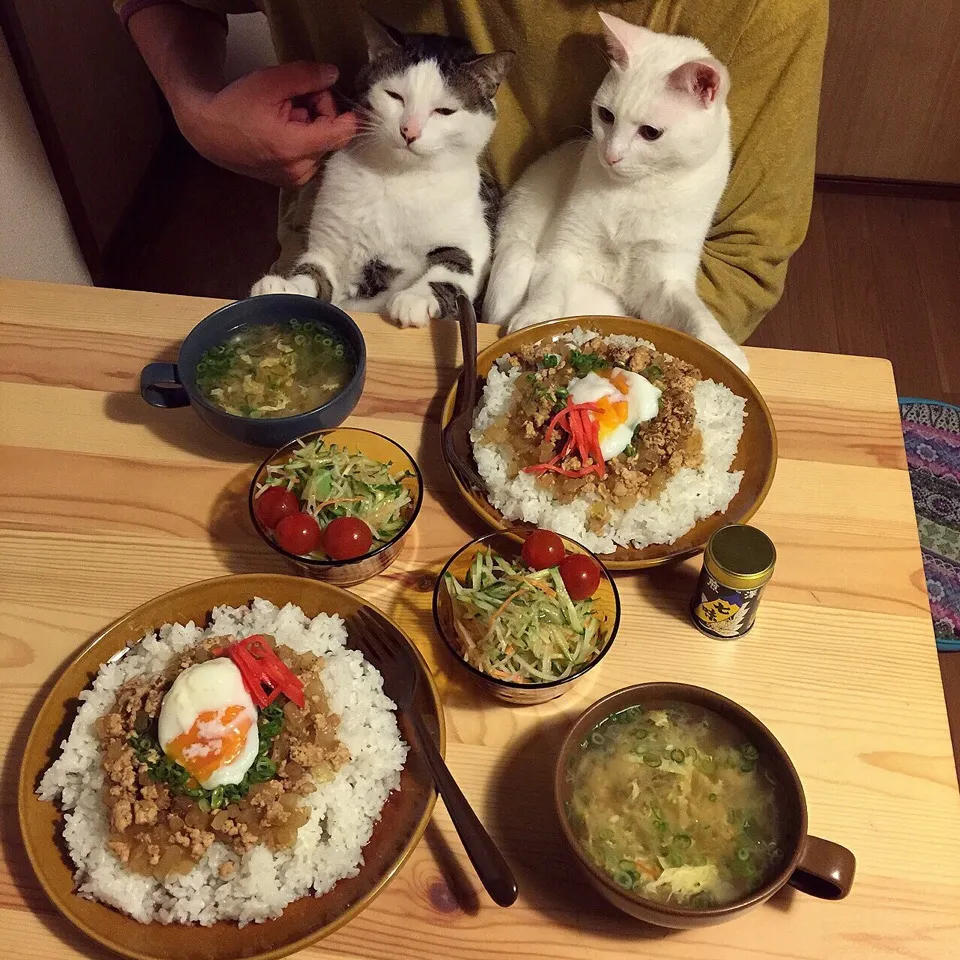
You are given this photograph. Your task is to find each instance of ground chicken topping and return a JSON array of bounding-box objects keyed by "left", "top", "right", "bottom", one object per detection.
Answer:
[
  {"left": 97, "top": 636, "right": 349, "bottom": 879},
  {"left": 484, "top": 338, "right": 703, "bottom": 532}
]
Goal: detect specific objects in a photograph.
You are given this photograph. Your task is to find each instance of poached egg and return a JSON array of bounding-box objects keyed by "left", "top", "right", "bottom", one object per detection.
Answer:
[
  {"left": 567, "top": 368, "right": 661, "bottom": 460},
  {"left": 158, "top": 658, "right": 259, "bottom": 789}
]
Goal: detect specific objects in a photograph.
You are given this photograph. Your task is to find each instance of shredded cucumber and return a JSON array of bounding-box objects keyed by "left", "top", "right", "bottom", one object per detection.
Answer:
[
  {"left": 444, "top": 547, "right": 605, "bottom": 683},
  {"left": 255, "top": 438, "right": 413, "bottom": 555}
]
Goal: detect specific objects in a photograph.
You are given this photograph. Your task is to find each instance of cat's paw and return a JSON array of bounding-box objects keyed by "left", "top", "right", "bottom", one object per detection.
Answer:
[
  {"left": 702, "top": 334, "right": 749, "bottom": 373},
  {"left": 506, "top": 302, "right": 553, "bottom": 333},
  {"left": 388, "top": 288, "right": 440, "bottom": 328},
  {"left": 250, "top": 274, "right": 317, "bottom": 298}
]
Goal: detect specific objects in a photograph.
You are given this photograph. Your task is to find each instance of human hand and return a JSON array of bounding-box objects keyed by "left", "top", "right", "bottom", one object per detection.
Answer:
[{"left": 174, "top": 61, "right": 358, "bottom": 187}]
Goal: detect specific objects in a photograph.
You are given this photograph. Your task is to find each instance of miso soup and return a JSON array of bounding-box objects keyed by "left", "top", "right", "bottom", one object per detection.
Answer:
[
  {"left": 195, "top": 320, "right": 354, "bottom": 418},
  {"left": 566, "top": 702, "right": 783, "bottom": 909}
]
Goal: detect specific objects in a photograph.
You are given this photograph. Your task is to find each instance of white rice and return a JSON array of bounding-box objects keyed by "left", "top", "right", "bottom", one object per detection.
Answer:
[
  {"left": 37, "top": 598, "right": 408, "bottom": 926},
  {"left": 471, "top": 328, "right": 746, "bottom": 553}
]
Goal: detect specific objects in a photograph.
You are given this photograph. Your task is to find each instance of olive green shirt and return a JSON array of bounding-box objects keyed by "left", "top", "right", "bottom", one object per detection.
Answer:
[{"left": 117, "top": 0, "right": 828, "bottom": 342}]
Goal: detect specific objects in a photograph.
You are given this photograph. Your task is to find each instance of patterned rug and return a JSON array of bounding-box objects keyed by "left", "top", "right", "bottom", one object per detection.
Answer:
[{"left": 900, "top": 399, "right": 960, "bottom": 652}]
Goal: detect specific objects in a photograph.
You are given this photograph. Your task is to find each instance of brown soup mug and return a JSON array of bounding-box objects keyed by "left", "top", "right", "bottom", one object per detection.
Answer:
[{"left": 554, "top": 683, "right": 856, "bottom": 928}]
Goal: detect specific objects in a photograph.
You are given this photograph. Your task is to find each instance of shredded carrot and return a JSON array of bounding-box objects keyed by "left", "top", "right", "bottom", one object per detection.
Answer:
[
  {"left": 491, "top": 587, "right": 526, "bottom": 621},
  {"left": 520, "top": 576, "right": 556, "bottom": 597}
]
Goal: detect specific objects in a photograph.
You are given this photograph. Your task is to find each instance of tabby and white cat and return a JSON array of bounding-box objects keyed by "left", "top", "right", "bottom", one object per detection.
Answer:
[
  {"left": 484, "top": 13, "right": 747, "bottom": 371},
  {"left": 251, "top": 15, "right": 513, "bottom": 328}
]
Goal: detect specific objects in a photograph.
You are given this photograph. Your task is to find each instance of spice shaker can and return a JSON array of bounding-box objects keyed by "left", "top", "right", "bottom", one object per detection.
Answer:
[{"left": 690, "top": 524, "right": 776, "bottom": 639}]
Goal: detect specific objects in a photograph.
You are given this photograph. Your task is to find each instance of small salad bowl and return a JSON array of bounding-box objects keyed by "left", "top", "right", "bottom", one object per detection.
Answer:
[
  {"left": 433, "top": 530, "right": 621, "bottom": 705},
  {"left": 249, "top": 428, "right": 423, "bottom": 587}
]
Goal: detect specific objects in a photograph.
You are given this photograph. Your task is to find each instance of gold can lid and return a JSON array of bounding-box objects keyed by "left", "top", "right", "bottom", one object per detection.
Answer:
[{"left": 705, "top": 524, "right": 776, "bottom": 591}]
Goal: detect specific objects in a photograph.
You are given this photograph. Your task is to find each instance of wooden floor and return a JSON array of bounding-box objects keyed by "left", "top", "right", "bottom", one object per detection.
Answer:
[
  {"left": 750, "top": 185, "right": 960, "bottom": 407},
  {"left": 101, "top": 147, "right": 960, "bottom": 782}
]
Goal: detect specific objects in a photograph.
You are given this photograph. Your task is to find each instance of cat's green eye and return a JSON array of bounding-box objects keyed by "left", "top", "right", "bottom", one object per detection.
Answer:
[
  {"left": 597, "top": 106, "right": 615, "bottom": 124},
  {"left": 639, "top": 125, "right": 663, "bottom": 141},
  {"left": 435, "top": 107, "right": 457, "bottom": 116},
  {"left": 385, "top": 90, "right": 404, "bottom": 103}
]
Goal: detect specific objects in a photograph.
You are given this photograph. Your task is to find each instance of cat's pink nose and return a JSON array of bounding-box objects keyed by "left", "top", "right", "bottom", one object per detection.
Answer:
[
  {"left": 400, "top": 121, "right": 421, "bottom": 145},
  {"left": 605, "top": 151, "right": 623, "bottom": 166}
]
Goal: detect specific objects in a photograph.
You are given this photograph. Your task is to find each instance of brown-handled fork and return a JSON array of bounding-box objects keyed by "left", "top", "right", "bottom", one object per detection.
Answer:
[
  {"left": 351, "top": 606, "right": 518, "bottom": 907},
  {"left": 441, "top": 295, "right": 485, "bottom": 493}
]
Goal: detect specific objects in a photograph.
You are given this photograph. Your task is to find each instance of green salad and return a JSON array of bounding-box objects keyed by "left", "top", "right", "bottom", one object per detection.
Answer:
[
  {"left": 444, "top": 547, "right": 605, "bottom": 683},
  {"left": 255, "top": 438, "right": 414, "bottom": 560}
]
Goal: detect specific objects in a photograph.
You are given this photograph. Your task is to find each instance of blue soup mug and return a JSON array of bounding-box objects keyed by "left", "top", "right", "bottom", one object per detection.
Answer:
[{"left": 140, "top": 294, "right": 367, "bottom": 448}]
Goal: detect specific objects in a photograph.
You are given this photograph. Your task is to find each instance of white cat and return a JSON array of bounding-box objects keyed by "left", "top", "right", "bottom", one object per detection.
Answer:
[
  {"left": 484, "top": 13, "right": 747, "bottom": 372},
  {"left": 252, "top": 15, "right": 513, "bottom": 328}
]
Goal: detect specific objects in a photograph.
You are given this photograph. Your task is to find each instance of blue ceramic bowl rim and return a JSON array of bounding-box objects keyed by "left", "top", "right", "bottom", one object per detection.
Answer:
[
  {"left": 432, "top": 529, "right": 621, "bottom": 690},
  {"left": 176, "top": 295, "right": 367, "bottom": 424},
  {"left": 249, "top": 428, "right": 424, "bottom": 568}
]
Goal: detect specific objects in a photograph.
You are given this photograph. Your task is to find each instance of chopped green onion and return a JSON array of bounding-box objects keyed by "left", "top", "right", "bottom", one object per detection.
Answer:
[
  {"left": 670, "top": 748, "right": 685, "bottom": 763},
  {"left": 643, "top": 752, "right": 662, "bottom": 768},
  {"left": 569, "top": 350, "right": 608, "bottom": 377}
]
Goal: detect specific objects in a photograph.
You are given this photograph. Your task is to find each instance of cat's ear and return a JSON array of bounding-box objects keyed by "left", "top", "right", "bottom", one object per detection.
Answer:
[
  {"left": 598, "top": 12, "right": 654, "bottom": 69},
  {"left": 668, "top": 58, "right": 729, "bottom": 107},
  {"left": 360, "top": 9, "right": 403, "bottom": 61},
  {"left": 463, "top": 51, "right": 516, "bottom": 98}
]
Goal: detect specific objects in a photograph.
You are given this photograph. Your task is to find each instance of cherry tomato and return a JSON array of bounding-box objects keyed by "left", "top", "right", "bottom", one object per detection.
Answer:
[
  {"left": 321, "top": 516, "right": 373, "bottom": 561},
  {"left": 275, "top": 511, "right": 322, "bottom": 555},
  {"left": 254, "top": 486, "right": 299, "bottom": 530},
  {"left": 559, "top": 554, "right": 601, "bottom": 601},
  {"left": 521, "top": 529, "right": 566, "bottom": 570}
]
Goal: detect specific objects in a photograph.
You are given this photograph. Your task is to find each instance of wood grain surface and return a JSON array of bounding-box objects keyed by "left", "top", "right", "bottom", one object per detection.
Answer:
[
  {"left": 818, "top": 0, "right": 960, "bottom": 182},
  {"left": 1, "top": 279, "right": 958, "bottom": 960}
]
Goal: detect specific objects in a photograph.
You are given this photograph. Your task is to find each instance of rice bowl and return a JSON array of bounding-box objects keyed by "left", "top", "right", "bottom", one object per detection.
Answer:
[
  {"left": 470, "top": 328, "right": 747, "bottom": 554},
  {"left": 37, "top": 597, "right": 407, "bottom": 927}
]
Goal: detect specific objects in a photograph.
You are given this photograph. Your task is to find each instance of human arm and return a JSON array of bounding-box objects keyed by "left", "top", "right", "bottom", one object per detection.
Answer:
[
  {"left": 697, "top": 0, "right": 829, "bottom": 343},
  {"left": 122, "top": 2, "right": 358, "bottom": 187}
]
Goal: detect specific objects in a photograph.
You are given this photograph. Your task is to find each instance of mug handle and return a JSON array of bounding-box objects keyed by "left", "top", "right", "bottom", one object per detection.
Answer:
[
  {"left": 788, "top": 835, "right": 856, "bottom": 900},
  {"left": 140, "top": 362, "right": 189, "bottom": 409}
]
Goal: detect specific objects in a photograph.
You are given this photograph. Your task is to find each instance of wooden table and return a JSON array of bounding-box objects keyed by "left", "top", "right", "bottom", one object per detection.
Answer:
[{"left": 2, "top": 279, "right": 958, "bottom": 959}]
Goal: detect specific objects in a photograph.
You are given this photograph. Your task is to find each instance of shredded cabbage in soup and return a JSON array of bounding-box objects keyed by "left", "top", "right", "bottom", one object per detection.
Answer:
[
  {"left": 566, "top": 703, "right": 783, "bottom": 909},
  {"left": 196, "top": 320, "right": 353, "bottom": 418}
]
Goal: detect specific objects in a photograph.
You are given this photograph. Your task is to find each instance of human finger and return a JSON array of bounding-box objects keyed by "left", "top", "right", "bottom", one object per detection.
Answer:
[{"left": 266, "top": 61, "right": 340, "bottom": 100}]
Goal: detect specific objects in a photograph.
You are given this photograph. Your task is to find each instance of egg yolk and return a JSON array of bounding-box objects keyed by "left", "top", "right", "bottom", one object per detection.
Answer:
[
  {"left": 164, "top": 704, "right": 254, "bottom": 784},
  {"left": 592, "top": 372, "right": 632, "bottom": 441}
]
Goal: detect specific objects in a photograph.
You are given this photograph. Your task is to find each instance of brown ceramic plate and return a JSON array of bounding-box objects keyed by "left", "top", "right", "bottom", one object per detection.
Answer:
[
  {"left": 18, "top": 574, "right": 443, "bottom": 960},
  {"left": 440, "top": 317, "right": 777, "bottom": 569}
]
